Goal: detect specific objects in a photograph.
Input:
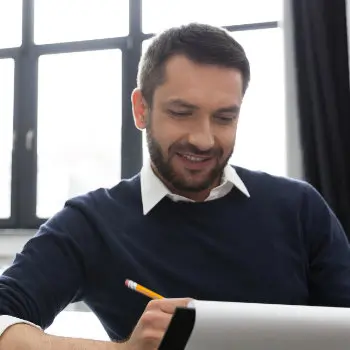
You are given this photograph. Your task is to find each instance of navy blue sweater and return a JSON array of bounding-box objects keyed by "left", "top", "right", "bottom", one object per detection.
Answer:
[{"left": 1, "top": 167, "right": 350, "bottom": 340}]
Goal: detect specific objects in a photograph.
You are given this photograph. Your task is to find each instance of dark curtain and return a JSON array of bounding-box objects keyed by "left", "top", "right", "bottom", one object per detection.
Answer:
[{"left": 291, "top": 0, "right": 350, "bottom": 237}]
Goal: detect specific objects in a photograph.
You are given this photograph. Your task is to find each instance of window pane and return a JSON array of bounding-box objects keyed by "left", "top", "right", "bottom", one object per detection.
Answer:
[
  {"left": 143, "top": 0, "right": 282, "bottom": 34},
  {"left": 141, "top": 29, "right": 286, "bottom": 176},
  {"left": 37, "top": 50, "right": 122, "bottom": 218},
  {"left": 142, "top": 131, "right": 149, "bottom": 163},
  {"left": 141, "top": 40, "right": 151, "bottom": 164},
  {"left": 0, "top": 59, "right": 14, "bottom": 219},
  {"left": 34, "top": 0, "right": 129, "bottom": 44},
  {"left": 230, "top": 28, "right": 286, "bottom": 176},
  {"left": 0, "top": 0, "right": 22, "bottom": 48}
]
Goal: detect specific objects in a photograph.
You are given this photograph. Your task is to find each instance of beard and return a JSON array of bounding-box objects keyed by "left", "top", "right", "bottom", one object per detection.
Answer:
[{"left": 146, "top": 126, "right": 233, "bottom": 193}]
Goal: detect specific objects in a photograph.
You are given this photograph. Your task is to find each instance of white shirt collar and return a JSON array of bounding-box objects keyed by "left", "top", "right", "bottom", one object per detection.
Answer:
[{"left": 140, "top": 160, "right": 250, "bottom": 215}]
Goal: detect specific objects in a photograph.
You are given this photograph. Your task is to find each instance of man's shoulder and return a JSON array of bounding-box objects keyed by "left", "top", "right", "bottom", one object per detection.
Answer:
[
  {"left": 65, "top": 173, "right": 142, "bottom": 214},
  {"left": 32, "top": 174, "right": 143, "bottom": 255},
  {"left": 233, "top": 165, "right": 316, "bottom": 200},
  {"left": 234, "top": 165, "right": 307, "bottom": 188}
]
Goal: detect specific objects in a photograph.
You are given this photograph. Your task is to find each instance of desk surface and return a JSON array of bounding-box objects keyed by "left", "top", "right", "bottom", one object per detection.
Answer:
[{"left": 46, "top": 311, "right": 109, "bottom": 341}]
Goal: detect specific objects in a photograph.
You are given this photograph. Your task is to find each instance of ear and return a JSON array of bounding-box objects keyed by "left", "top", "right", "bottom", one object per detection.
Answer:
[{"left": 131, "top": 88, "right": 148, "bottom": 130}]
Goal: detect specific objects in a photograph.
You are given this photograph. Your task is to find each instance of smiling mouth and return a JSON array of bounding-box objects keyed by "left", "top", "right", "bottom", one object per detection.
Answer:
[{"left": 177, "top": 153, "right": 212, "bottom": 163}]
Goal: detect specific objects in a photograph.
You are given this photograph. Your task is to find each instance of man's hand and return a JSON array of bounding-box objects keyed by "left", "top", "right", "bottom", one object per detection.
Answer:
[
  {"left": 122, "top": 298, "right": 192, "bottom": 350},
  {"left": 0, "top": 298, "right": 191, "bottom": 350}
]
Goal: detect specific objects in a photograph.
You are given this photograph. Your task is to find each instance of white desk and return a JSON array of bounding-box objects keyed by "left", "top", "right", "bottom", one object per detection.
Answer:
[{"left": 46, "top": 311, "right": 109, "bottom": 341}]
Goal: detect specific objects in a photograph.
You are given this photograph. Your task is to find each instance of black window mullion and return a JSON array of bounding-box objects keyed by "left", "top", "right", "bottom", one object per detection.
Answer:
[
  {"left": 34, "top": 37, "right": 128, "bottom": 56},
  {"left": 224, "top": 21, "right": 278, "bottom": 32},
  {"left": 0, "top": 48, "right": 18, "bottom": 59},
  {"left": 14, "top": 0, "right": 38, "bottom": 228},
  {"left": 121, "top": 0, "right": 143, "bottom": 178}
]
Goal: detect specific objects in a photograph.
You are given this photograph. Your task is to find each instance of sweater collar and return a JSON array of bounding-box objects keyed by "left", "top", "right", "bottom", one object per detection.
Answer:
[{"left": 140, "top": 160, "right": 250, "bottom": 215}]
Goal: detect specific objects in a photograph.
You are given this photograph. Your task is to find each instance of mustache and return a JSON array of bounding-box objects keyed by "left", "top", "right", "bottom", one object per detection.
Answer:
[{"left": 169, "top": 143, "right": 222, "bottom": 157}]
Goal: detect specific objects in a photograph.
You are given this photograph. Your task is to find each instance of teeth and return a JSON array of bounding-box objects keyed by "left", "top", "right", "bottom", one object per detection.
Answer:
[{"left": 182, "top": 154, "right": 206, "bottom": 162}]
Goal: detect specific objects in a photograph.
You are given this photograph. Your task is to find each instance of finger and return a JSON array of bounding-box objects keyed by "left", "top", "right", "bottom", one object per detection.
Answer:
[
  {"left": 139, "top": 329, "right": 167, "bottom": 349},
  {"left": 147, "top": 298, "right": 193, "bottom": 314},
  {"left": 140, "top": 310, "right": 172, "bottom": 332},
  {"left": 159, "top": 298, "right": 193, "bottom": 314}
]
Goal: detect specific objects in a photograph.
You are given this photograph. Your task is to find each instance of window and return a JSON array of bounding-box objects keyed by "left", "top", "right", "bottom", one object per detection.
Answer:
[
  {"left": 0, "top": 0, "right": 22, "bottom": 48},
  {"left": 141, "top": 6, "right": 285, "bottom": 176},
  {"left": 0, "top": 1, "right": 283, "bottom": 229},
  {"left": 0, "top": 0, "right": 133, "bottom": 228},
  {"left": 142, "top": 0, "right": 281, "bottom": 33},
  {"left": 0, "top": 59, "right": 14, "bottom": 219},
  {"left": 34, "top": 0, "right": 129, "bottom": 44},
  {"left": 37, "top": 50, "right": 122, "bottom": 218},
  {"left": 229, "top": 29, "right": 286, "bottom": 175}
]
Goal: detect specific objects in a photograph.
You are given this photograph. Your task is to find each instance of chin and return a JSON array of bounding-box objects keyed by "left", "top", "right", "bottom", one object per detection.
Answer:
[{"left": 173, "top": 176, "right": 214, "bottom": 193}]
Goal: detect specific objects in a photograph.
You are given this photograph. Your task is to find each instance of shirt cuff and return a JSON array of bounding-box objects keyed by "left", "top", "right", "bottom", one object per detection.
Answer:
[{"left": 0, "top": 315, "right": 41, "bottom": 337}]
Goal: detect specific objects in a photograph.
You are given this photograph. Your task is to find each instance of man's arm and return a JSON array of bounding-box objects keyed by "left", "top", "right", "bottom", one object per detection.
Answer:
[
  {"left": 0, "top": 204, "right": 107, "bottom": 347},
  {"left": 0, "top": 206, "right": 97, "bottom": 328},
  {"left": 0, "top": 298, "right": 191, "bottom": 350},
  {"left": 0, "top": 323, "right": 118, "bottom": 350},
  {"left": 302, "top": 183, "right": 350, "bottom": 306},
  {"left": 0, "top": 199, "right": 191, "bottom": 348}
]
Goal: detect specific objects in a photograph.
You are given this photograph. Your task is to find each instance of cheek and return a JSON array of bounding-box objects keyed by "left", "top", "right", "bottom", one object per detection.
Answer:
[
  {"left": 151, "top": 124, "right": 180, "bottom": 156},
  {"left": 153, "top": 118, "right": 186, "bottom": 149},
  {"left": 215, "top": 126, "right": 237, "bottom": 152}
]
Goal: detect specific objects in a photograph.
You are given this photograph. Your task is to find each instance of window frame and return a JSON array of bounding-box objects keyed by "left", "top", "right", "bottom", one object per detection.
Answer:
[{"left": 0, "top": 0, "right": 278, "bottom": 229}]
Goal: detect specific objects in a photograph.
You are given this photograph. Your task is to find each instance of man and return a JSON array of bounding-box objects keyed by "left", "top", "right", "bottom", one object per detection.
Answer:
[{"left": 1, "top": 22, "right": 350, "bottom": 350}]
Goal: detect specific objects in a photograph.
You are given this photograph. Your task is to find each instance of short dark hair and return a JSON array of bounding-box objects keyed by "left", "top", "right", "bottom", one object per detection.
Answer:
[{"left": 137, "top": 22, "right": 250, "bottom": 106}]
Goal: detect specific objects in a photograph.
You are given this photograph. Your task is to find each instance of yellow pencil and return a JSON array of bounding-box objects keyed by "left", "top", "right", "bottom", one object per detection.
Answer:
[{"left": 125, "top": 279, "right": 164, "bottom": 300}]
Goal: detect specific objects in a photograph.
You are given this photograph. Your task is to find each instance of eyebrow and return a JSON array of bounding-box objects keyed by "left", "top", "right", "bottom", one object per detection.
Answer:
[
  {"left": 165, "top": 99, "right": 199, "bottom": 110},
  {"left": 165, "top": 98, "right": 240, "bottom": 114},
  {"left": 164, "top": 98, "right": 241, "bottom": 116},
  {"left": 215, "top": 105, "right": 240, "bottom": 114}
]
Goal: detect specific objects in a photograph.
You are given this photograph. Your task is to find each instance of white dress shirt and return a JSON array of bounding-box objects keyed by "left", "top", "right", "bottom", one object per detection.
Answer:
[
  {"left": 0, "top": 162, "right": 249, "bottom": 337},
  {"left": 141, "top": 161, "right": 250, "bottom": 215}
]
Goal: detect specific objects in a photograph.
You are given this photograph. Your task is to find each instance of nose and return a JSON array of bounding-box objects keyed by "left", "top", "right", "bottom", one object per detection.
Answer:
[{"left": 188, "top": 119, "right": 215, "bottom": 152}]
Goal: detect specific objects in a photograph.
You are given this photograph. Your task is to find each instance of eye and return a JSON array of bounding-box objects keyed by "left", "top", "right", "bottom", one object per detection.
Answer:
[
  {"left": 168, "top": 110, "right": 192, "bottom": 117},
  {"left": 215, "top": 115, "right": 236, "bottom": 123}
]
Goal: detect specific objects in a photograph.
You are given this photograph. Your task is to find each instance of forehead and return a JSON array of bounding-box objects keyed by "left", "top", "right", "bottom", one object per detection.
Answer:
[{"left": 153, "top": 55, "right": 243, "bottom": 108}]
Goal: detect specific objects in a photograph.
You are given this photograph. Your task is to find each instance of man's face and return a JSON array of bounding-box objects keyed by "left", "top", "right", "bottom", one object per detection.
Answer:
[{"left": 143, "top": 55, "right": 243, "bottom": 196}]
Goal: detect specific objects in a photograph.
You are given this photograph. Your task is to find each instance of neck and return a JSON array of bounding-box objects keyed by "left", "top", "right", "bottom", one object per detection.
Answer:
[{"left": 151, "top": 163, "right": 221, "bottom": 202}]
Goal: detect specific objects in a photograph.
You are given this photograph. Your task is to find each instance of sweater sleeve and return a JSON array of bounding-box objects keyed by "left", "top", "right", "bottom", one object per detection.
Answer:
[
  {"left": 0, "top": 205, "right": 98, "bottom": 330},
  {"left": 302, "top": 183, "right": 350, "bottom": 307}
]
